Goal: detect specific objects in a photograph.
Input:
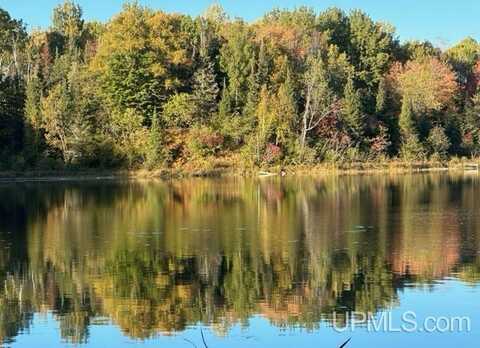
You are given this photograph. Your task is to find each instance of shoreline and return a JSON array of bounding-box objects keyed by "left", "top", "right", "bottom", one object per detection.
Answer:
[{"left": 0, "top": 160, "right": 479, "bottom": 182}]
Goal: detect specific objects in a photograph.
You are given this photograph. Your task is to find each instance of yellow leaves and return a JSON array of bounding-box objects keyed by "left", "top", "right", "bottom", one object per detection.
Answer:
[
  {"left": 256, "top": 87, "right": 274, "bottom": 138},
  {"left": 389, "top": 57, "right": 458, "bottom": 113},
  {"left": 105, "top": 5, "right": 151, "bottom": 51},
  {"left": 91, "top": 5, "right": 190, "bottom": 87},
  {"left": 445, "top": 37, "right": 480, "bottom": 66},
  {"left": 150, "top": 63, "right": 166, "bottom": 77},
  {"left": 256, "top": 83, "right": 296, "bottom": 146},
  {"left": 109, "top": 108, "right": 149, "bottom": 165},
  {"left": 91, "top": 8, "right": 150, "bottom": 72},
  {"left": 170, "top": 49, "right": 188, "bottom": 65},
  {"left": 148, "top": 12, "right": 190, "bottom": 64}
]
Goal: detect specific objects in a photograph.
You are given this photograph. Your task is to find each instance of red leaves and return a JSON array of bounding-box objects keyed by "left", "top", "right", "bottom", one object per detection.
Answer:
[
  {"left": 262, "top": 143, "right": 282, "bottom": 164},
  {"left": 388, "top": 57, "right": 458, "bottom": 112}
]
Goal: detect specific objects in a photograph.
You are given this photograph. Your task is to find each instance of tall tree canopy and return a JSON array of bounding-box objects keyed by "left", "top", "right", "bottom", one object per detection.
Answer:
[{"left": 1, "top": 2, "right": 478, "bottom": 170}]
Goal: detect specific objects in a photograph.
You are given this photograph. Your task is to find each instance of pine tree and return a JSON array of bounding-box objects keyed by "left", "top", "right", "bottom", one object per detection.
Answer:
[
  {"left": 272, "top": 70, "right": 297, "bottom": 146},
  {"left": 399, "top": 97, "right": 416, "bottom": 138},
  {"left": 218, "top": 78, "right": 232, "bottom": 118},
  {"left": 399, "top": 97, "right": 426, "bottom": 160},
  {"left": 342, "top": 77, "right": 364, "bottom": 142},
  {"left": 24, "top": 74, "right": 44, "bottom": 161},
  {"left": 256, "top": 85, "right": 273, "bottom": 143},
  {"left": 243, "top": 57, "right": 260, "bottom": 119},
  {"left": 252, "top": 85, "right": 274, "bottom": 163},
  {"left": 0, "top": 77, "right": 25, "bottom": 166},
  {"left": 192, "top": 59, "right": 219, "bottom": 124},
  {"left": 462, "top": 91, "right": 480, "bottom": 154},
  {"left": 146, "top": 109, "right": 163, "bottom": 168},
  {"left": 256, "top": 40, "right": 270, "bottom": 85},
  {"left": 376, "top": 78, "right": 387, "bottom": 114}
]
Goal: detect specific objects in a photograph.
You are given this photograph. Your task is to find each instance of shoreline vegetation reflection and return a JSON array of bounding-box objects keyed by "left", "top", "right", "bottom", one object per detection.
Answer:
[{"left": 0, "top": 174, "right": 480, "bottom": 344}]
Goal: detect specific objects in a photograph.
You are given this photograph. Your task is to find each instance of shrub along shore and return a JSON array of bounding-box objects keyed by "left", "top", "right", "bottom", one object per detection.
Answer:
[{"left": 0, "top": 158, "right": 478, "bottom": 181}]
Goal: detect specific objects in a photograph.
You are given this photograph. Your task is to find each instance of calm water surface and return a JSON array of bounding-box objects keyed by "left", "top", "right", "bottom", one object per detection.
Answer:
[{"left": 1, "top": 174, "right": 480, "bottom": 347}]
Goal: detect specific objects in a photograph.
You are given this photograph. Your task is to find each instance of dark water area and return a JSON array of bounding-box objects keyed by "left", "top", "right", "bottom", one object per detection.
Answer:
[{"left": 0, "top": 174, "right": 479, "bottom": 347}]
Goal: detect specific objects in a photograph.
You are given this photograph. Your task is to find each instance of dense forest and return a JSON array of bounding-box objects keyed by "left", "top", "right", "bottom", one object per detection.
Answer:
[{"left": 1, "top": 1, "right": 480, "bottom": 171}]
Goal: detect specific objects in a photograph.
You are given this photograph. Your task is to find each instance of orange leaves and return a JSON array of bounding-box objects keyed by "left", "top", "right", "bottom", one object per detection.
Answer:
[
  {"left": 254, "top": 23, "right": 304, "bottom": 56},
  {"left": 388, "top": 57, "right": 458, "bottom": 112},
  {"left": 467, "top": 60, "right": 480, "bottom": 96}
]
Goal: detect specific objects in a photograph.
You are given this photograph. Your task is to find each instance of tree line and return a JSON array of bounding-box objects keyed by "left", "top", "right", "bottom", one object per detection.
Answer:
[{"left": 1, "top": 1, "right": 480, "bottom": 171}]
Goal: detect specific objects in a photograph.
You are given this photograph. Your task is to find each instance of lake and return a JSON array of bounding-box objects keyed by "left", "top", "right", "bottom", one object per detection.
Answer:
[{"left": 0, "top": 174, "right": 479, "bottom": 347}]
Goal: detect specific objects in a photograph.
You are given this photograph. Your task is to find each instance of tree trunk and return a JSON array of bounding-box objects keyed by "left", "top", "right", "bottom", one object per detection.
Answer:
[{"left": 300, "top": 89, "right": 311, "bottom": 153}]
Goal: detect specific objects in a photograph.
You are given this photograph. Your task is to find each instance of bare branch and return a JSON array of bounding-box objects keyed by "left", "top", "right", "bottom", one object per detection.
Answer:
[
  {"left": 200, "top": 329, "right": 209, "bottom": 348},
  {"left": 183, "top": 338, "right": 198, "bottom": 348}
]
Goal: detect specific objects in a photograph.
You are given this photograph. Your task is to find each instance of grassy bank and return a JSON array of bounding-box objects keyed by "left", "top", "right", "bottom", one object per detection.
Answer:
[{"left": 1, "top": 158, "right": 479, "bottom": 181}]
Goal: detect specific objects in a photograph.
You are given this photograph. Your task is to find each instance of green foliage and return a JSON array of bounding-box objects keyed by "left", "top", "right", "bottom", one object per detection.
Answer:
[
  {"left": 109, "top": 108, "right": 148, "bottom": 167},
  {"left": 41, "top": 77, "right": 98, "bottom": 166},
  {"left": 342, "top": 77, "right": 364, "bottom": 142},
  {"left": 427, "top": 125, "right": 451, "bottom": 160},
  {"left": 52, "top": 0, "right": 84, "bottom": 51},
  {"left": 94, "top": 3, "right": 193, "bottom": 120},
  {"left": 399, "top": 98, "right": 416, "bottom": 138},
  {"left": 461, "top": 92, "right": 480, "bottom": 155},
  {"left": 0, "top": 8, "right": 27, "bottom": 168},
  {"left": 41, "top": 81, "right": 75, "bottom": 162},
  {"left": 348, "top": 10, "right": 398, "bottom": 90},
  {"left": 0, "top": 8, "right": 26, "bottom": 57},
  {"left": 1, "top": 4, "right": 479, "bottom": 171},
  {"left": 0, "top": 77, "right": 25, "bottom": 165},
  {"left": 401, "top": 40, "right": 440, "bottom": 61},
  {"left": 192, "top": 59, "right": 219, "bottom": 123},
  {"left": 24, "top": 75, "right": 43, "bottom": 160},
  {"left": 375, "top": 78, "right": 387, "bottom": 114},
  {"left": 219, "top": 21, "right": 255, "bottom": 113},
  {"left": 317, "top": 8, "right": 350, "bottom": 53},
  {"left": 186, "top": 126, "right": 224, "bottom": 158},
  {"left": 400, "top": 134, "right": 426, "bottom": 161},
  {"left": 445, "top": 37, "right": 480, "bottom": 85},
  {"left": 162, "top": 93, "right": 196, "bottom": 128},
  {"left": 272, "top": 76, "right": 297, "bottom": 146},
  {"left": 145, "top": 110, "right": 164, "bottom": 168},
  {"left": 101, "top": 51, "right": 164, "bottom": 119}
]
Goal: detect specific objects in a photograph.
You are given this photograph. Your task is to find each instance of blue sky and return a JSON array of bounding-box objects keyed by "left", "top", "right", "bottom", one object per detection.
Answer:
[{"left": 0, "top": 0, "right": 478, "bottom": 47}]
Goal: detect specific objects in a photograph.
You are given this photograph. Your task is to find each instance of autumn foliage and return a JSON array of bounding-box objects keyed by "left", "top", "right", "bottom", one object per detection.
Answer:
[{"left": 2, "top": 2, "right": 480, "bottom": 171}]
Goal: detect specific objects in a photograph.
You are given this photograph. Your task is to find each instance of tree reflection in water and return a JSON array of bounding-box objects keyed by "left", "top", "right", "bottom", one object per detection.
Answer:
[{"left": 0, "top": 174, "right": 479, "bottom": 344}]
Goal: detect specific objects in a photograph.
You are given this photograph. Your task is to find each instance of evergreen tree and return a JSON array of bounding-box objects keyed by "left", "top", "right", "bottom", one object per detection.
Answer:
[
  {"left": 398, "top": 97, "right": 426, "bottom": 160},
  {"left": 243, "top": 42, "right": 270, "bottom": 120},
  {"left": 219, "top": 21, "right": 255, "bottom": 113},
  {"left": 342, "top": 78, "right": 364, "bottom": 142},
  {"left": 41, "top": 81, "right": 73, "bottom": 163},
  {"left": 272, "top": 71, "right": 297, "bottom": 146},
  {"left": 243, "top": 59, "right": 260, "bottom": 120},
  {"left": 462, "top": 92, "right": 480, "bottom": 155},
  {"left": 146, "top": 109, "right": 163, "bottom": 168},
  {"left": 23, "top": 74, "right": 44, "bottom": 161},
  {"left": 192, "top": 59, "right": 219, "bottom": 124},
  {"left": 376, "top": 78, "right": 387, "bottom": 114},
  {"left": 218, "top": 79, "right": 232, "bottom": 118},
  {"left": 0, "top": 77, "right": 25, "bottom": 165},
  {"left": 0, "top": 8, "right": 27, "bottom": 167},
  {"left": 399, "top": 97, "right": 416, "bottom": 138},
  {"left": 0, "top": 4, "right": 477, "bottom": 169}
]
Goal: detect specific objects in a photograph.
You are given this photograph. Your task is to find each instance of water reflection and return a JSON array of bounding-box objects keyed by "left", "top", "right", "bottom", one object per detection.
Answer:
[{"left": 0, "top": 174, "right": 480, "bottom": 344}]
